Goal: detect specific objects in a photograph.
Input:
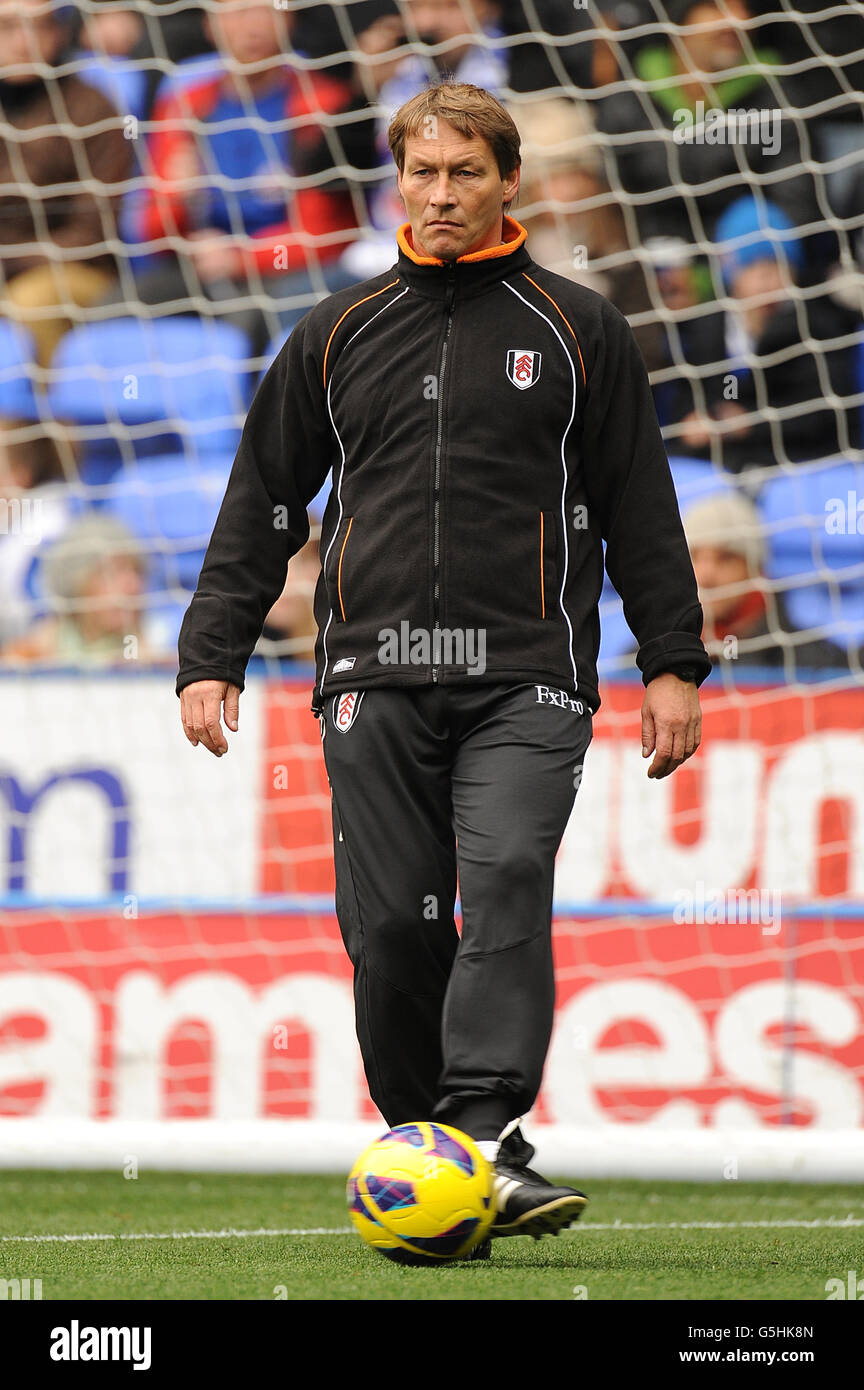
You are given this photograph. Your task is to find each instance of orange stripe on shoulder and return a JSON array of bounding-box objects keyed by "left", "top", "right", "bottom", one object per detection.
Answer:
[
  {"left": 521, "top": 274, "right": 587, "bottom": 387},
  {"left": 323, "top": 281, "right": 400, "bottom": 388}
]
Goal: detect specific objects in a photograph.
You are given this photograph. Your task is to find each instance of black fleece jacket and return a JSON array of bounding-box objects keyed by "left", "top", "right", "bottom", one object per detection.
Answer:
[{"left": 176, "top": 216, "right": 710, "bottom": 713}]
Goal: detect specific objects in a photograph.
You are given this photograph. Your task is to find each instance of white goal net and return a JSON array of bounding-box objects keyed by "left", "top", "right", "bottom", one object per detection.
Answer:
[{"left": 0, "top": 0, "right": 863, "bottom": 1178}]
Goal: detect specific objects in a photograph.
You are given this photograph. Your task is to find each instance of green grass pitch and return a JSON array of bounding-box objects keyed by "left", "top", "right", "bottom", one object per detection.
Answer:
[{"left": 1, "top": 1170, "right": 861, "bottom": 1301}]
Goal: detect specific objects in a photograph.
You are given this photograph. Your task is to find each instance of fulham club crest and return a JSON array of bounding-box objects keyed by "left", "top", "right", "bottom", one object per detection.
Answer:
[
  {"left": 334, "top": 690, "right": 363, "bottom": 732},
  {"left": 506, "top": 348, "right": 541, "bottom": 390}
]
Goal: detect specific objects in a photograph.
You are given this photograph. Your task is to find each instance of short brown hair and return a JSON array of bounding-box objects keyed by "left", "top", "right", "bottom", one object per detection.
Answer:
[{"left": 388, "top": 82, "right": 521, "bottom": 180}]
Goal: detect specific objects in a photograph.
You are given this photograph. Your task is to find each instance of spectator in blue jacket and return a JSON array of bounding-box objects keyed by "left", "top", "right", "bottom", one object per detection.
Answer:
[{"left": 666, "top": 196, "right": 862, "bottom": 471}]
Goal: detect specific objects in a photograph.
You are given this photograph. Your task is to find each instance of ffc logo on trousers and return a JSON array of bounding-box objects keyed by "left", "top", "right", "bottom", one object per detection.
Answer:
[
  {"left": 506, "top": 349, "right": 541, "bottom": 390},
  {"left": 334, "top": 691, "right": 363, "bottom": 732}
]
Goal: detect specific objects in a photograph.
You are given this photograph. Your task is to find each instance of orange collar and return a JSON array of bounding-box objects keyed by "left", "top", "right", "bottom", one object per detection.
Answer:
[{"left": 397, "top": 215, "right": 528, "bottom": 267}]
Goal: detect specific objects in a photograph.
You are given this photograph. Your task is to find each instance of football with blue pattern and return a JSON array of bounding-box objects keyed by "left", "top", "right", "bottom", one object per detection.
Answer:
[{"left": 347, "top": 1122, "right": 495, "bottom": 1264}]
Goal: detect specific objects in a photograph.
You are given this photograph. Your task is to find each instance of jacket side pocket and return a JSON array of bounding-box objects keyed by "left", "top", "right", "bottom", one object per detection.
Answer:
[
  {"left": 540, "top": 510, "right": 558, "bottom": 620},
  {"left": 329, "top": 515, "right": 353, "bottom": 622}
]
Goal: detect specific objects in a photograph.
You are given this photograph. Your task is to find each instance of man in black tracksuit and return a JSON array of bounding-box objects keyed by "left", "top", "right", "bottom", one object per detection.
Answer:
[{"left": 178, "top": 83, "right": 711, "bottom": 1247}]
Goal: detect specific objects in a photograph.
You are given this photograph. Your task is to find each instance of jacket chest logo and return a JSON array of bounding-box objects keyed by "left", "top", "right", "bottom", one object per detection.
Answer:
[{"left": 506, "top": 348, "right": 542, "bottom": 390}]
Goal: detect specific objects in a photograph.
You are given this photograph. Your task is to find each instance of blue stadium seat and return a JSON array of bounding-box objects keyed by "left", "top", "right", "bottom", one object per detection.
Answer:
[
  {"left": 307, "top": 475, "right": 332, "bottom": 522},
  {"left": 758, "top": 460, "right": 864, "bottom": 646},
  {"left": 261, "top": 333, "right": 331, "bottom": 521},
  {"left": 0, "top": 321, "right": 40, "bottom": 419},
  {"left": 598, "top": 463, "right": 743, "bottom": 674},
  {"left": 146, "top": 596, "right": 192, "bottom": 652},
  {"left": 667, "top": 456, "right": 732, "bottom": 511},
  {"left": 48, "top": 318, "right": 252, "bottom": 482},
  {"left": 102, "top": 453, "right": 233, "bottom": 594},
  {"left": 262, "top": 334, "right": 287, "bottom": 372},
  {"left": 597, "top": 576, "right": 638, "bottom": 676}
]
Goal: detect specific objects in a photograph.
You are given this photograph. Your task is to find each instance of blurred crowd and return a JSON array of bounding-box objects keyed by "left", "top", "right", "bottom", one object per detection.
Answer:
[{"left": 1, "top": 0, "right": 863, "bottom": 678}]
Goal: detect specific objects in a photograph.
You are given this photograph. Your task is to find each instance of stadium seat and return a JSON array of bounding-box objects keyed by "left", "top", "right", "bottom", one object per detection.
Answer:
[
  {"left": 47, "top": 318, "right": 253, "bottom": 482},
  {"left": 306, "top": 476, "right": 332, "bottom": 523},
  {"left": 261, "top": 333, "right": 332, "bottom": 521},
  {"left": 598, "top": 462, "right": 732, "bottom": 675},
  {"left": 146, "top": 595, "right": 192, "bottom": 651},
  {"left": 597, "top": 576, "right": 638, "bottom": 676},
  {"left": 0, "top": 321, "right": 40, "bottom": 420},
  {"left": 667, "top": 456, "right": 732, "bottom": 511},
  {"left": 262, "top": 333, "right": 287, "bottom": 372},
  {"left": 102, "top": 453, "right": 233, "bottom": 594},
  {"left": 758, "top": 460, "right": 864, "bottom": 646}
]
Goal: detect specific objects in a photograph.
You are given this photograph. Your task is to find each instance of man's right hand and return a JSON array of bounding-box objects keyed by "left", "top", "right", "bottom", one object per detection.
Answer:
[{"left": 180, "top": 680, "right": 241, "bottom": 757}]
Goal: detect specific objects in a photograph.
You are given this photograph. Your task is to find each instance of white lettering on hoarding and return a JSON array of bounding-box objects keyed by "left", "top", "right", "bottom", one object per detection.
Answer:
[{"left": 1, "top": 970, "right": 860, "bottom": 1127}]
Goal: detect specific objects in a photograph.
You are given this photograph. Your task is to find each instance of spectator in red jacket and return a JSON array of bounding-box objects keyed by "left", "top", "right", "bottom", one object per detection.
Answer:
[{"left": 115, "top": 0, "right": 381, "bottom": 346}]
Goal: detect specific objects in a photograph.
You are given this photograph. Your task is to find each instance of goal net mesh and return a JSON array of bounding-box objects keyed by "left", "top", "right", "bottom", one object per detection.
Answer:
[{"left": 0, "top": 0, "right": 862, "bottom": 1171}]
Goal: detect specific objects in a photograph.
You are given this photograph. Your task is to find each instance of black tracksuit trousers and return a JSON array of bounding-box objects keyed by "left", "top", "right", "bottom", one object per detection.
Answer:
[{"left": 318, "top": 680, "right": 593, "bottom": 1134}]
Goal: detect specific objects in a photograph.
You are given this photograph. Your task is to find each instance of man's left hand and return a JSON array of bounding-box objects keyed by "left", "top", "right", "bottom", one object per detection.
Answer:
[{"left": 641, "top": 673, "right": 702, "bottom": 779}]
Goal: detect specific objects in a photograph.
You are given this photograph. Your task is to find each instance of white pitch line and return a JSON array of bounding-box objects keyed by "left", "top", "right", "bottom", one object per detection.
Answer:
[
  {"left": 0, "top": 1227, "right": 354, "bottom": 1243},
  {"left": 576, "top": 1217, "right": 864, "bottom": 1231},
  {"left": 1, "top": 1216, "right": 862, "bottom": 1244}
]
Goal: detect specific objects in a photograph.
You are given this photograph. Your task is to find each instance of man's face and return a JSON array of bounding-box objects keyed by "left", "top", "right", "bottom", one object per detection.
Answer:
[
  {"left": 207, "top": 0, "right": 288, "bottom": 65},
  {"left": 406, "top": 0, "right": 497, "bottom": 42},
  {"left": 678, "top": 2, "right": 748, "bottom": 75},
  {"left": 732, "top": 257, "right": 785, "bottom": 338},
  {"left": 0, "top": 0, "right": 68, "bottom": 81},
  {"left": 732, "top": 258, "right": 785, "bottom": 304},
  {"left": 397, "top": 119, "right": 519, "bottom": 260},
  {"left": 539, "top": 167, "right": 600, "bottom": 210},
  {"left": 658, "top": 264, "right": 697, "bottom": 311},
  {"left": 78, "top": 556, "right": 144, "bottom": 639},
  {"left": 690, "top": 543, "right": 752, "bottom": 627},
  {"left": 405, "top": 0, "right": 498, "bottom": 67},
  {"left": 521, "top": 165, "right": 604, "bottom": 253}
]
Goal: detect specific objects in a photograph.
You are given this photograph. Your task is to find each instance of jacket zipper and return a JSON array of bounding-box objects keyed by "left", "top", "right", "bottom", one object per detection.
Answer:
[{"left": 432, "top": 264, "right": 456, "bottom": 684}]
